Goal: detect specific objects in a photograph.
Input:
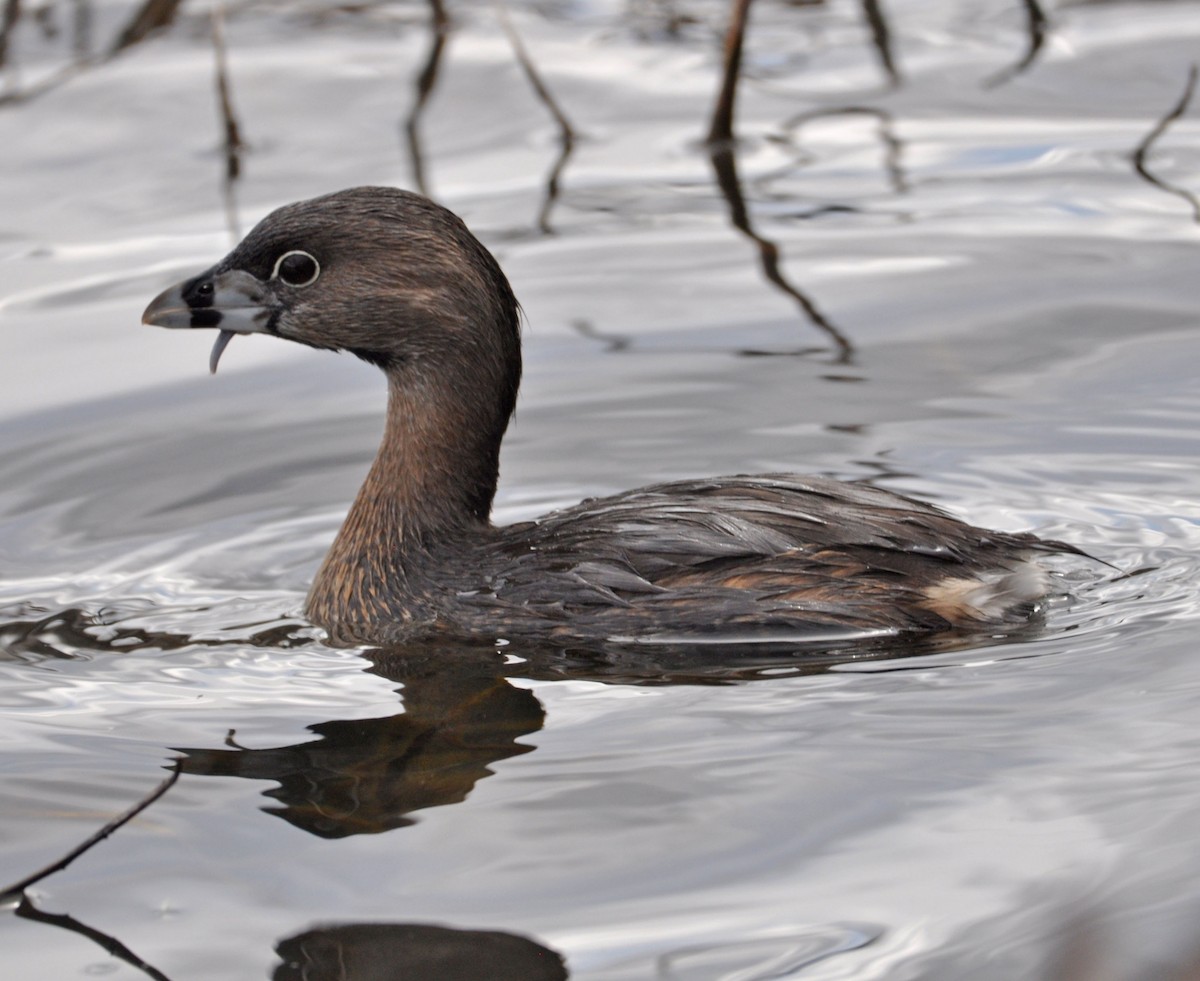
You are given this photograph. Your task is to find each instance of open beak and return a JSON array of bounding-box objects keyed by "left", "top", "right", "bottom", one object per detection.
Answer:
[{"left": 142, "top": 269, "right": 278, "bottom": 374}]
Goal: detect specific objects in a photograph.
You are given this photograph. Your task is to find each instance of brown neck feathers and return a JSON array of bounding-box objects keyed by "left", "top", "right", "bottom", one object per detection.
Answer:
[{"left": 304, "top": 368, "right": 501, "bottom": 639}]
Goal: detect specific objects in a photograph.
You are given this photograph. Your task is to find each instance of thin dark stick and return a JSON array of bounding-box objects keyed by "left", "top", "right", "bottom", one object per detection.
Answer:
[
  {"left": 211, "top": 5, "right": 242, "bottom": 183},
  {"left": 0, "top": 0, "right": 21, "bottom": 69},
  {"left": 110, "top": 0, "right": 183, "bottom": 56},
  {"left": 984, "top": 0, "right": 1049, "bottom": 89},
  {"left": 859, "top": 0, "right": 900, "bottom": 88},
  {"left": 571, "top": 318, "right": 631, "bottom": 353},
  {"left": 708, "top": 141, "right": 854, "bottom": 362},
  {"left": 403, "top": 0, "right": 449, "bottom": 197},
  {"left": 0, "top": 0, "right": 178, "bottom": 107},
  {"left": 707, "top": 0, "right": 753, "bottom": 145},
  {"left": 496, "top": 4, "right": 577, "bottom": 233},
  {"left": 211, "top": 4, "right": 244, "bottom": 240},
  {"left": 0, "top": 761, "right": 181, "bottom": 902},
  {"left": 783, "top": 106, "right": 909, "bottom": 196},
  {"left": 71, "top": 0, "right": 93, "bottom": 58},
  {"left": 16, "top": 896, "right": 175, "bottom": 981},
  {"left": 1132, "top": 64, "right": 1200, "bottom": 223}
]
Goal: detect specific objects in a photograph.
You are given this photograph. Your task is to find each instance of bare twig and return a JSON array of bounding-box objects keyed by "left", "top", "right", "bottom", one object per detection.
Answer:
[
  {"left": 859, "top": 0, "right": 900, "bottom": 88},
  {"left": 704, "top": 17, "right": 862, "bottom": 360},
  {"left": 0, "top": 0, "right": 21, "bottom": 69},
  {"left": 1132, "top": 65, "right": 1200, "bottom": 223},
  {"left": 496, "top": 4, "right": 577, "bottom": 233},
  {"left": 0, "top": 59, "right": 84, "bottom": 106},
  {"left": 984, "top": 0, "right": 1049, "bottom": 89},
  {"left": 16, "top": 896, "right": 175, "bottom": 981},
  {"left": 211, "top": 6, "right": 242, "bottom": 183},
  {"left": 403, "top": 0, "right": 449, "bottom": 197},
  {"left": 0, "top": 760, "right": 181, "bottom": 902},
  {"left": 71, "top": 0, "right": 93, "bottom": 58},
  {"left": 707, "top": 0, "right": 753, "bottom": 145},
  {"left": 571, "top": 318, "right": 631, "bottom": 353},
  {"left": 708, "top": 140, "right": 854, "bottom": 362},
  {"left": 110, "top": 0, "right": 183, "bottom": 56},
  {"left": 211, "top": 4, "right": 244, "bottom": 240},
  {"left": 783, "top": 106, "right": 909, "bottom": 196},
  {"left": 0, "top": 0, "right": 179, "bottom": 107}
]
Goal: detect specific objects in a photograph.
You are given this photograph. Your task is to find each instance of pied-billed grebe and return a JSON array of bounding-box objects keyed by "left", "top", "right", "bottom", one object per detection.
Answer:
[{"left": 143, "top": 187, "right": 1077, "bottom": 647}]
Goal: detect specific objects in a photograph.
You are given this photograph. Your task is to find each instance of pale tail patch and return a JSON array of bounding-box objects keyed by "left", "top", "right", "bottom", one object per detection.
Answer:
[{"left": 921, "top": 559, "right": 1050, "bottom": 624}]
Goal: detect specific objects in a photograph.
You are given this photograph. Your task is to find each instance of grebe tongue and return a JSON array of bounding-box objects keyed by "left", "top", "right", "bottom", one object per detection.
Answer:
[{"left": 209, "top": 329, "right": 235, "bottom": 374}]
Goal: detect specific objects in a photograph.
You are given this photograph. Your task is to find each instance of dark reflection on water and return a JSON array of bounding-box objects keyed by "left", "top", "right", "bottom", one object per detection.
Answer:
[
  {"left": 858, "top": 0, "right": 900, "bottom": 88},
  {"left": 983, "top": 0, "right": 1050, "bottom": 89},
  {"left": 14, "top": 896, "right": 172, "bottom": 981},
  {"left": 1132, "top": 64, "right": 1200, "bottom": 223},
  {"left": 703, "top": 0, "right": 854, "bottom": 359},
  {"left": 778, "top": 106, "right": 909, "bottom": 197},
  {"left": 707, "top": 136, "right": 854, "bottom": 360},
  {"left": 0, "top": 601, "right": 311, "bottom": 662},
  {"left": 3, "top": 0, "right": 1200, "bottom": 978},
  {"left": 178, "top": 647, "right": 546, "bottom": 838},
  {"left": 171, "top": 625, "right": 1050, "bottom": 840},
  {"left": 273, "top": 922, "right": 568, "bottom": 981},
  {"left": 500, "top": 7, "right": 578, "bottom": 236},
  {"left": 271, "top": 919, "right": 884, "bottom": 980},
  {"left": 403, "top": 0, "right": 449, "bottom": 199},
  {"left": 402, "top": 0, "right": 575, "bottom": 233}
]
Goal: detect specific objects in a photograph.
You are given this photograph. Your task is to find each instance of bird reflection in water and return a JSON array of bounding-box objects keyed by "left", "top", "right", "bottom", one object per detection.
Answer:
[
  {"left": 173, "top": 629, "right": 990, "bottom": 841},
  {"left": 176, "top": 646, "right": 544, "bottom": 838}
]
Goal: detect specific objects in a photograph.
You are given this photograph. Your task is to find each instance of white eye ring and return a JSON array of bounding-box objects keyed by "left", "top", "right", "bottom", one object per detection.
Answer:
[{"left": 272, "top": 250, "right": 321, "bottom": 287}]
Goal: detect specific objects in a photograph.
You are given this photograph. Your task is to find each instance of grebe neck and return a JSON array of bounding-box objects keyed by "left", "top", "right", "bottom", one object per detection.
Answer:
[{"left": 306, "top": 366, "right": 502, "bottom": 632}]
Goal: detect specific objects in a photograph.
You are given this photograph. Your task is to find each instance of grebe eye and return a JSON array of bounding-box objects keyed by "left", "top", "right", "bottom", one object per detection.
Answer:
[{"left": 273, "top": 250, "right": 320, "bottom": 287}]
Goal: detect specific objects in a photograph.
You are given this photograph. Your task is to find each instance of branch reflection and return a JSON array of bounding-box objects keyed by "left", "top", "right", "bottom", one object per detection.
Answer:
[
  {"left": 707, "top": 138, "right": 855, "bottom": 362},
  {"left": 402, "top": 0, "right": 450, "bottom": 198},
  {"left": 211, "top": 5, "right": 245, "bottom": 242},
  {"left": 780, "top": 106, "right": 909, "bottom": 197},
  {"left": 859, "top": 0, "right": 900, "bottom": 88},
  {"left": 0, "top": 0, "right": 20, "bottom": 69},
  {"left": 1132, "top": 64, "right": 1200, "bottom": 223},
  {"left": 499, "top": 7, "right": 577, "bottom": 234},
  {"left": 984, "top": 0, "right": 1050, "bottom": 89},
  {"left": 15, "top": 895, "right": 174, "bottom": 981},
  {"left": 703, "top": 0, "right": 854, "bottom": 359}
]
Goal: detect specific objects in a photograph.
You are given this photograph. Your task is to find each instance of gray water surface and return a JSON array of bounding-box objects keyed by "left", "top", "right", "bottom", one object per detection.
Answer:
[{"left": 2, "top": 1, "right": 1200, "bottom": 978}]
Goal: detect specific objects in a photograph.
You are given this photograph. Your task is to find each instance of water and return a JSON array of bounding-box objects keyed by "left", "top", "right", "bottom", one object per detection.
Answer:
[{"left": 2, "top": 0, "right": 1200, "bottom": 978}]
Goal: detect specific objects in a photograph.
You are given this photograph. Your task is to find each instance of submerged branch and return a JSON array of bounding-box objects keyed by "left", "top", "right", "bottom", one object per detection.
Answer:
[
  {"left": 71, "top": 0, "right": 93, "bottom": 58},
  {"left": 211, "top": 4, "right": 244, "bottom": 240},
  {"left": 403, "top": 0, "right": 449, "bottom": 197},
  {"left": 571, "top": 318, "right": 631, "bottom": 353},
  {"left": 984, "top": 0, "right": 1049, "bottom": 89},
  {"left": 0, "top": 761, "right": 180, "bottom": 902},
  {"left": 211, "top": 5, "right": 242, "bottom": 183},
  {"left": 707, "top": 0, "right": 752, "bottom": 145},
  {"left": 708, "top": 140, "right": 854, "bottom": 362},
  {"left": 1132, "top": 64, "right": 1200, "bottom": 223},
  {"left": 783, "top": 106, "right": 909, "bottom": 196},
  {"left": 0, "top": 0, "right": 21, "bottom": 69},
  {"left": 16, "top": 896, "right": 175, "bottom": 981},
  {"left": 110, "top": 0, "right": 183, "bottom": 55},
  {"left": 859, "top": 0, "right": 900, "bottom": 88},
  {"left": 0, "top": 0, "right": 181, "bottom": 106},
  {"left": 496, "top": 4, "right": 577, "bottom": 233}
]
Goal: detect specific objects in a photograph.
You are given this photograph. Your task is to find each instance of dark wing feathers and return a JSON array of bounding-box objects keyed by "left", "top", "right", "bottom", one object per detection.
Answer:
[{"left": 458, "top": 475, "right": 1062, "bottom": 636}]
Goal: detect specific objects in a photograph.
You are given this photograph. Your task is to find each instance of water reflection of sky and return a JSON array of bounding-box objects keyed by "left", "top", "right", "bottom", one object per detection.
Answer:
[{"left": 3, "top": 1, "right": 1200, "bottom": 979}]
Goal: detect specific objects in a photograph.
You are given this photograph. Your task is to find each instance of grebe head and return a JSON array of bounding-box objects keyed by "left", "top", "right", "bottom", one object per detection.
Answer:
[{"left": 142, "top": 186, "right": 521, "bottom": 405}]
